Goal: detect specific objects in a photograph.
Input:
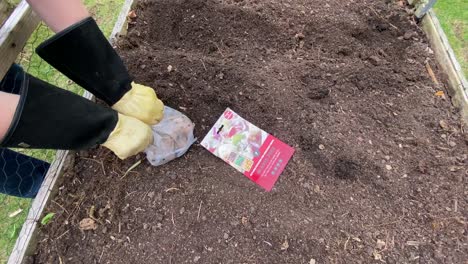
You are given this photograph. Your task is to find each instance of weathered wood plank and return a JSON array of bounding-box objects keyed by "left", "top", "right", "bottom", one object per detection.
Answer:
[
  {"left": 7, "top": 0, "right": 136, "bottom": 263},
  {"left": 109, "top": 0, "right": 136, "bottom": 42},
  {"left": 422, "top": 10, "right": 468, "bottom": 123},
  {"left": 0, "top": 0, "right": 40, "bottom": 81},
  {"left": 415, "top": 0, "right": 437, "bottom": 18}
]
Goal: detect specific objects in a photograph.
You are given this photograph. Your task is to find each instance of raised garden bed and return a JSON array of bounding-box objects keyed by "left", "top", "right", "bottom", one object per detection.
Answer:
[{"left": 32, "top": 0, "right": 467, "bottom": 263}]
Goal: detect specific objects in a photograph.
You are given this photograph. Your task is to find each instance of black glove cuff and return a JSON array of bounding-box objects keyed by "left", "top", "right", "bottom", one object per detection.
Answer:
[
  {"left": 0, "top": 66, "right": 118, "bottom": 150},
  {"left": 37, "top": 17, "right": 132, "bottom": 105}
]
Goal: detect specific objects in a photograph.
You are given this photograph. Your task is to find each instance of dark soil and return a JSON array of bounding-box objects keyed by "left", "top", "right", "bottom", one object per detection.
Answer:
[{"left": 33, "top": 0, "right": 467, "bottom": 263}]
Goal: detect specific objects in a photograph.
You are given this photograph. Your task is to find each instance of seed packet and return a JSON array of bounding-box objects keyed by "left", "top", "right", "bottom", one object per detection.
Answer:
[{"left": 201, "top": 108, "right": 294, "bottom": 191}]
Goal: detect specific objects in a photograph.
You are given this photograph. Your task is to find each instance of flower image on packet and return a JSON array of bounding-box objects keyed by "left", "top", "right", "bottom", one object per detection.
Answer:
[{"left": 201, "top": 108, "right": 295, "bottom": 191}]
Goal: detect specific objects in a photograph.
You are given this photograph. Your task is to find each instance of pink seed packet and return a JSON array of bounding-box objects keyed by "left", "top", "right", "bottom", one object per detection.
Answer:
[{"left": 201, "top": 108, "right": 295, "bottom": 191}]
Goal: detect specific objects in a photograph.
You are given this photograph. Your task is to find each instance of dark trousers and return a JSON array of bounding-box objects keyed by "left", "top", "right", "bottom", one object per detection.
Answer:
[{"left": 0, "top": 148, "right": 49, "bottom": 198}]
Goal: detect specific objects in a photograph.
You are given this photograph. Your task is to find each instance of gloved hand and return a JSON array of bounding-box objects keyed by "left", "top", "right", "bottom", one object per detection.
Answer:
[
  {"left": 34, "top": 17, "right": 198, "bottom": 163},
  {"left": 0, "top": 64, "right": 152, "bottom": 161},
  {"left": 112, "top": 82, "right": 164, "bottom": 125},
  {"left": 36, "top": 17, "right": 166, "bottom": 126},
  {"left": 102, "top": 114, "right": 153, "bottom": 159}
]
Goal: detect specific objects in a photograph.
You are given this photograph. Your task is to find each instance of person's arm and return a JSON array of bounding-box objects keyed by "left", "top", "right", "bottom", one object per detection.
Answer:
[
  {"left": 26, "top": 0, "right": 89, "bottom": 33},
  {"left": 2, "top": 0, "right": 88, "bottom": 140},
  {"left": 0, "top": 0, "right": 95, "bottom": 151},
  {"left": 0, "top": 92, "right": 20, "bottom": 141},
  {"left": 21, "top": 0, "right": 193, "bottom": 162}
]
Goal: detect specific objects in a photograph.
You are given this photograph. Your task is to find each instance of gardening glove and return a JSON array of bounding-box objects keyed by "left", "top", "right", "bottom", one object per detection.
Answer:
[
  {"left": 35, "top": 17, "right": 196, "bottom": 162},
  {"left": 36, "top": 17, "right": 164, "bottom": 125},
  {"left": 112, "top": 82, "right": 164, "bottom": 125},
  {"left": 0, "top": 64, "right": 151, "bottom": 160},
  {"left": 102, "top": 114, "right": 153, "bottom": 159}
]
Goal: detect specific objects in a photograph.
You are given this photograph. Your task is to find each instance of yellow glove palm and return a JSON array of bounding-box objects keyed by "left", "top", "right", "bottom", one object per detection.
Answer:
[
  {"left": 101, "top": 114, "right": 153, "bottom": 159},
  {"left": 112, "top": 82, "right": 164, "bottom": 125}
]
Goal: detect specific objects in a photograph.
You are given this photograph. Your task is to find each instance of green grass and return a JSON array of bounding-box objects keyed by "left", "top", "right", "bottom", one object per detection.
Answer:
[
  {"left": 0, "top": 196, "right": 30, "bottom": 262},
  {"left": 434, "top": 0, "right": 468, "bottom": 76},
  {"left": 0, "top": 0, "right": 124, "bottom": 262},
  {"left": 4, "top": 0, "right": 20, "bottom": 9},
  {"left": 6, "top": 0, "right": 21, "bottom": 5}
]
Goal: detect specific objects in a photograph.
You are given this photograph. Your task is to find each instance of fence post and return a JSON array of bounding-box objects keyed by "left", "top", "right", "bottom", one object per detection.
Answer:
[
  {"left": 415, "top": 0, "right": 437, "bottom": 18},
  {"left": 0, "top": 0, "right": 40, "bottom": 81}
]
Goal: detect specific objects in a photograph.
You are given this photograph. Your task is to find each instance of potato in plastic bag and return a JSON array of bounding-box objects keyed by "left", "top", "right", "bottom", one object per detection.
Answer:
[{"left": 145, "top": 106, "right": 196, "bottom": 166}]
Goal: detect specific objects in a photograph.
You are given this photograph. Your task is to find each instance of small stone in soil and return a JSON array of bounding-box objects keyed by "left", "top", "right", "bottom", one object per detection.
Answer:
[
  {"left": 448, "top": 141, "right": 456, "bottom": 147},
  {"left": 280, "top": 239, "right": 289, "bottom": 250},
  {"left": 295, "top": 33, "right": 305, "bottom": 40},
  {"left": 368, "top": 56, "right": 381, "bottom": 66},
  {"left": 386, "top": 165, "right": 392, "bottom": 170},
  {"left": 223, "top": 233, "right": 229, "bottom": 239},
  {"left": 439, "top": 120, "right": 449, "bottom": 130},
  {"left": 403, "top": 31, "right": 416, "bottom": 40},
  {"left": 314, "top": 185, "right": 321, "bottom": 193},
  {"left": 376, "top": 239, "right": 386, "bottom": 249},
  {"left": 241, "top": 216, "right": 248, "bottom": 225}
]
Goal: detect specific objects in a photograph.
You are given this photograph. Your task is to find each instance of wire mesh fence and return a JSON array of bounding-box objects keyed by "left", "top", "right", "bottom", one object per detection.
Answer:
[{"left": 0, "top": 0, "right": 125, "bottom": 262}]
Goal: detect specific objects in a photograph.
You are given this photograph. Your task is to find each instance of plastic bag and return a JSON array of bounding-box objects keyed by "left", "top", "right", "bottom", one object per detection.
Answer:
[{"left": 145, "top": 106, "right": 196, "bottom": 166}]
